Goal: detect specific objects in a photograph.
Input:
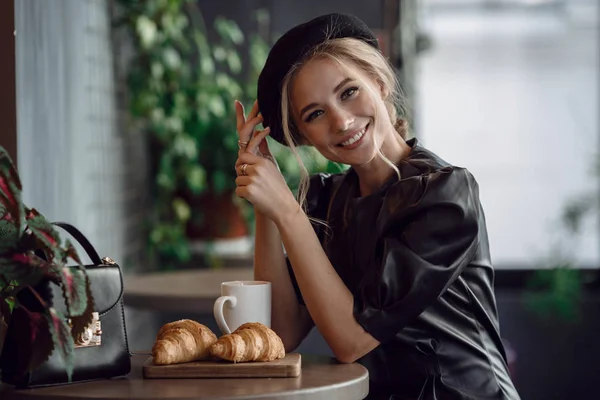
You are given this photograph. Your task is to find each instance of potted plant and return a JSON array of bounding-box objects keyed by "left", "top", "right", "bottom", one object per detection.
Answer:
[
  {"left": 0, "top": 146, "right": 94, "bottom": 381},
  {"left": 114, "top": 0, "right": 256, "bottom": 268}
]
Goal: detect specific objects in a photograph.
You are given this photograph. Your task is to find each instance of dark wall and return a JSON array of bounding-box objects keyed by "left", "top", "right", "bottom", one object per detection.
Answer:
[
  {"left": 269, "top": 0, "right": 384, "bottom": 33},
  {"left": 0, "top": 0, "right": 17, "bottom": 164},
  {"left": 495, "top": 289, "right": 600, "bottom": 400},
  {"left": 197, "top": 0, "right": 385, "bottom": 35}
]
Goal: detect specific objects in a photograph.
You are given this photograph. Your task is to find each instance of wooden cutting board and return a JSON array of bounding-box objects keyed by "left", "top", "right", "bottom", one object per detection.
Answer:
[{"left": 142, "top": 353, "right": 301, "bottom": 379}]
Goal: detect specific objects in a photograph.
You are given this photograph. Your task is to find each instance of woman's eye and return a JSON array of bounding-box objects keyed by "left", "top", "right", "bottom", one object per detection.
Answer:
[
  {"left": 303, "top": 87, "right": 358, "bottom": 123},
  {"left": 305, "top": 110, "right": 323, "bottom": 123},
  {"left": 341, "top": 86, "right": 359, "bottom": 100}
]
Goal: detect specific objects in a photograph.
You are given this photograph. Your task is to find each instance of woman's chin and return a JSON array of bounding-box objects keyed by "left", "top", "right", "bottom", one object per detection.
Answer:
[{"left": 337, "top": 145, "right": 378, "bottom": 167}]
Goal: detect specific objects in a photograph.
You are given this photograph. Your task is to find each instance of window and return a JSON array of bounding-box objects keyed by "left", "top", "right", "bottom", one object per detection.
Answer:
[{"left": 417, "top": 1, "right": 599, "bottom": 268}]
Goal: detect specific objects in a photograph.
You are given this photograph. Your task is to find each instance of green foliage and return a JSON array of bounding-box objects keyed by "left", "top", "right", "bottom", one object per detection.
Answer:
[
  {"left": 525, "top": 174, "right": 599, "bottom": 322},
  {"left": 525, "top": 266, "right": 582, "bottom": 322},
  {"left": 114, "top": 0, "right": 343, "bottom": 268},
  {"left": 0, "top": 146, "right": 94, "bottom": 381},
  {"left": 115, "top": 0, "right": 240, "bottom": 267}
]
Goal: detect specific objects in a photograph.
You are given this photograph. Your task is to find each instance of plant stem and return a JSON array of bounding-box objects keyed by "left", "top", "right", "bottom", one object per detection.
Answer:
[{"left": 26, "top": 285, "right": 49, "bottom": 309}]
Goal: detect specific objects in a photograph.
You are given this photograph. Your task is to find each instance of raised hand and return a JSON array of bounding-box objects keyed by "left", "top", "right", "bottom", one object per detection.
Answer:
[
  {"left": 234, "top": 100, "right": 297, "bottom": 223},
  {"left": 235, "top": 100, "right": 262, "bottom": 153}
]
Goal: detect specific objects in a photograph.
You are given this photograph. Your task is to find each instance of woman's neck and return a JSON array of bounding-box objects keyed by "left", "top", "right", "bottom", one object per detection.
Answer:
[{"left": 353, "top": 134, "right": 412, "bottom": 197}]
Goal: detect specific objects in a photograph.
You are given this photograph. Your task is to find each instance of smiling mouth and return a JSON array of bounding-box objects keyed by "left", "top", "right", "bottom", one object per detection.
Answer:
[{"left": 338, "top": 123, "right": 369, "bottom": 148}]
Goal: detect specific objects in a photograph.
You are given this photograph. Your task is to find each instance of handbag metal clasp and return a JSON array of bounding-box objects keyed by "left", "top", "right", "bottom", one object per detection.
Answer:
[{"left": 71, "top": 312, "right": 102, "bottom": 348}]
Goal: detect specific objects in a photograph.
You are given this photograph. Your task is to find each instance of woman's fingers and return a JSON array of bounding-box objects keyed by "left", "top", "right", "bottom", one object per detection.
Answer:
[
  {"left": 235, "top": 100, "right": 246, "bottom": 132},
  {"left": 235, "top": 100, "right": 259, "bottom": 129},
  {"left": 236, "top": 99, "right": 264, "bottom": 147},
  {"left": 245, "top": 127, "right": 271, "bottom": 155},
  {"left": 258, "top": 133, "right": 272, "bottom": 157},
  {"left": 235, "top": 175, "right": 252, "bottom": 186},
  {"left": 235, "top": 185, "right": 250, "bottom": 201},
  {"left": 236, "top": 163, "right": 253, "bottom": 177},
  {"left": 238, "top": 115, "right": 263, "bottom": 144},
  {"left": 235, "top": 151, "right": 266, "bottom": 170},
  {"left": 248, "top": 100, "right": 260, "bottom": 121},
  {"left": 236, "top": 100, "right": 261, "bottom": 138}
]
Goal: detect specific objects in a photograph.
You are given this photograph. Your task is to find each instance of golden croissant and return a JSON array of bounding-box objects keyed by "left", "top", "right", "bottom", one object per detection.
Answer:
[
  {"left": 152, "top": 319, "right": 218, "bottom": 365},
  {"left": 210, "top": 322, "right": 285, "bottom": 363}
]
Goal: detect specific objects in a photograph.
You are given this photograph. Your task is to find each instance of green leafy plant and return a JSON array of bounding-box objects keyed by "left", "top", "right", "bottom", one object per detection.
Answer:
[
  {"left": 524, "top": 187, "right": 598, "bottom": 321},
  {"left": 525, "top": 265, "right": 582, "bottom": 321},
  {"left": 0, "top": 146, "right": 94, "bottom": 381},
  {"left": 115, "top": 0, "right": 261, "bottom": 267},
  {"left": 114, "top": 0, "right": 343, "bottom": 269}
]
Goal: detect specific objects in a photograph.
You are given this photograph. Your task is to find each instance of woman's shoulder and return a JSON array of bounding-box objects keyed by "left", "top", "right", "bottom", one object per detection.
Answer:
[
  {"left": 401, "top": 138, "right": 461, "bottom": 175},
  {"left": 384, "top": 139, "right": 481, "bottom": 212},
  {"left": 397, "top": 138, "right": 478, "bottom": 190}
]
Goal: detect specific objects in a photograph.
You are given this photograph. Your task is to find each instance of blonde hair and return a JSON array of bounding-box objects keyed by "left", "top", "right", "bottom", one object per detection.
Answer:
[{"left": 280, "top": 37, "right": 411, "bottom": 216}]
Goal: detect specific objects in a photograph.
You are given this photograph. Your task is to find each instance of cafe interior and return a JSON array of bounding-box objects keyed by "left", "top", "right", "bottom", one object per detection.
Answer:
[{"left": 0, "top": 0, "right": 598, "bottom": 399}]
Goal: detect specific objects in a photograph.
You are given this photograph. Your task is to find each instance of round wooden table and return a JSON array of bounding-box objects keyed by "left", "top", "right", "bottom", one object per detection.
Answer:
[
  {"left": 0, "top": 354, "right": 369, "bottom": 400},
  {"left": 123, "top": 268, "right": 254, "bottom": 313}
]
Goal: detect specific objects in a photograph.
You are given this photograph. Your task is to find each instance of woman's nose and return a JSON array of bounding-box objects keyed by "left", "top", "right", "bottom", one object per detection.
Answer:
[{"left": 330, "top": 108, "right": 354, "bottom": 133}]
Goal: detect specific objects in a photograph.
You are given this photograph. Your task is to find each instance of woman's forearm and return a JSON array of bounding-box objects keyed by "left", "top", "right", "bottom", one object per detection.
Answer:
[
  {"left": 274, "top": 208, "right": 380, "bottom": 363},
  {"left": 253, "top": 209, "right": 311, "bottom": 350}
]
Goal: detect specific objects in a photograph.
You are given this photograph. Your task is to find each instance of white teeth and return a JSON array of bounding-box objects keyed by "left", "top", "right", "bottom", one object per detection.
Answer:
[{"left": 341, "top": 126, "right": 367, "bottom": 147}]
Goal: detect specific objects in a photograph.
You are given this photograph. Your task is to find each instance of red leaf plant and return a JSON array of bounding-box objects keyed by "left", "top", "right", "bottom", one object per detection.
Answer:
[{"left": 0, "top": 146, "right": 94, "bottom": 382}]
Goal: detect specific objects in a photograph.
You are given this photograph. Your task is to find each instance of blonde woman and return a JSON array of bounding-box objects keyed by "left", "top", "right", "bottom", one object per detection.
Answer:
[{"left": 234, "top": 13, "right": 520, "bottom": 400}]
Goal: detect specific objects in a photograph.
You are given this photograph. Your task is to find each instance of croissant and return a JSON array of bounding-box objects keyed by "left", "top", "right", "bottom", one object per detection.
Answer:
[
  {"left": 152, "top": 319, "right": 218, "bottom": 365},
  {"left": 210, "top": 322, "right": 285, "bottom": 363}
]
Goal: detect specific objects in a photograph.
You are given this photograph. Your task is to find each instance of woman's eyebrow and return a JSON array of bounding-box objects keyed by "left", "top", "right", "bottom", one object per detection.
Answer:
[
  {"left": 299, "top": 77, "right": 354, "bottom": 117},
  {"left": 332, "top": 77, "right": 353, "bottom": 93}
]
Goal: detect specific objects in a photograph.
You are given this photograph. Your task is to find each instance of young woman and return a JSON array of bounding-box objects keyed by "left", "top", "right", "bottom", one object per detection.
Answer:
[{"left": 233, "top": 13, "right": 520, "bottom": 400}]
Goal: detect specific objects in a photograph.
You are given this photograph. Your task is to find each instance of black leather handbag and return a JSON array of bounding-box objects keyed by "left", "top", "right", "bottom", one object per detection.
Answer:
[{"left": 0, "top": 222, "right": 131, "bottom": 388}]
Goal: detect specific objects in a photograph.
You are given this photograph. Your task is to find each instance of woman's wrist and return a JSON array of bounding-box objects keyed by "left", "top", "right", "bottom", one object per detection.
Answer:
[{"left": 273, "top": 199, "right": 305, "bottom": 230}]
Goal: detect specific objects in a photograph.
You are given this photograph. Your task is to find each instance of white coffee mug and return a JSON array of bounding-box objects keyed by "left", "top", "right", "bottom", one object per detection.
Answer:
[{"left": 213, "top": 280, "right": 271, "bottom": 335}]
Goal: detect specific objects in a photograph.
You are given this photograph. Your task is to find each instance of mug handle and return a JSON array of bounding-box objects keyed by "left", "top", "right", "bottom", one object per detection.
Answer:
[{"left": 213, "top": 295, "right": 237, "bottom": 334}]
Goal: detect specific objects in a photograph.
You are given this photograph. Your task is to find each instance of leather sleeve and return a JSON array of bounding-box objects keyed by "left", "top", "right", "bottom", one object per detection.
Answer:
[{"left": 353, "top": 167, "right": 481, "bottom": 343}]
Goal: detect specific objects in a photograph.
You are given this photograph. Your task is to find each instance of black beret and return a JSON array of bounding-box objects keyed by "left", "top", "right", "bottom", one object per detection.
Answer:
[{"left": 257, "top": 13, "right": 380, "bottom": 146}]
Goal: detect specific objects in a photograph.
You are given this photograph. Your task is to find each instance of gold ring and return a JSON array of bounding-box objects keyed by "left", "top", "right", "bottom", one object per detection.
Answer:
[
  {"left": 240, "top": 163, "right": 248, "bottom": 176},
  {"left": 238, "top": 140, "right": 249, "bottom": 149}
]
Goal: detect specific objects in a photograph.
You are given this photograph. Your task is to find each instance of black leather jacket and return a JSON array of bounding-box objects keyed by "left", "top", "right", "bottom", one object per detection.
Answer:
[{"left": 287, "top": 139, "right": 520, "bottom": 400}]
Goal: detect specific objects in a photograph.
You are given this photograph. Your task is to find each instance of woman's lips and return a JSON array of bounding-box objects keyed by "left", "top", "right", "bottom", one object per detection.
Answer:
[{"left": 338, "top": 123, "right": 369, "bottom": 150}]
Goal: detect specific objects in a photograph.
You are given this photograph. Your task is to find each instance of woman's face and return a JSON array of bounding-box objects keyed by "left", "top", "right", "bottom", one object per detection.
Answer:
[{"left": 290, "top": 57, "right": 395, "bottom": 166}]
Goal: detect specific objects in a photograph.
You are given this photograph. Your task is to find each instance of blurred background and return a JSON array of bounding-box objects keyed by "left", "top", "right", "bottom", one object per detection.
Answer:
[{"left": 1, "top": 0, "right": 598, "bottom": 398}]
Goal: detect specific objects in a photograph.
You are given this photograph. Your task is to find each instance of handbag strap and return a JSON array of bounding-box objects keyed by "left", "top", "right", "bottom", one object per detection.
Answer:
[{"left": 52, "top": 222, "right": 103, "bottom": 266}]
